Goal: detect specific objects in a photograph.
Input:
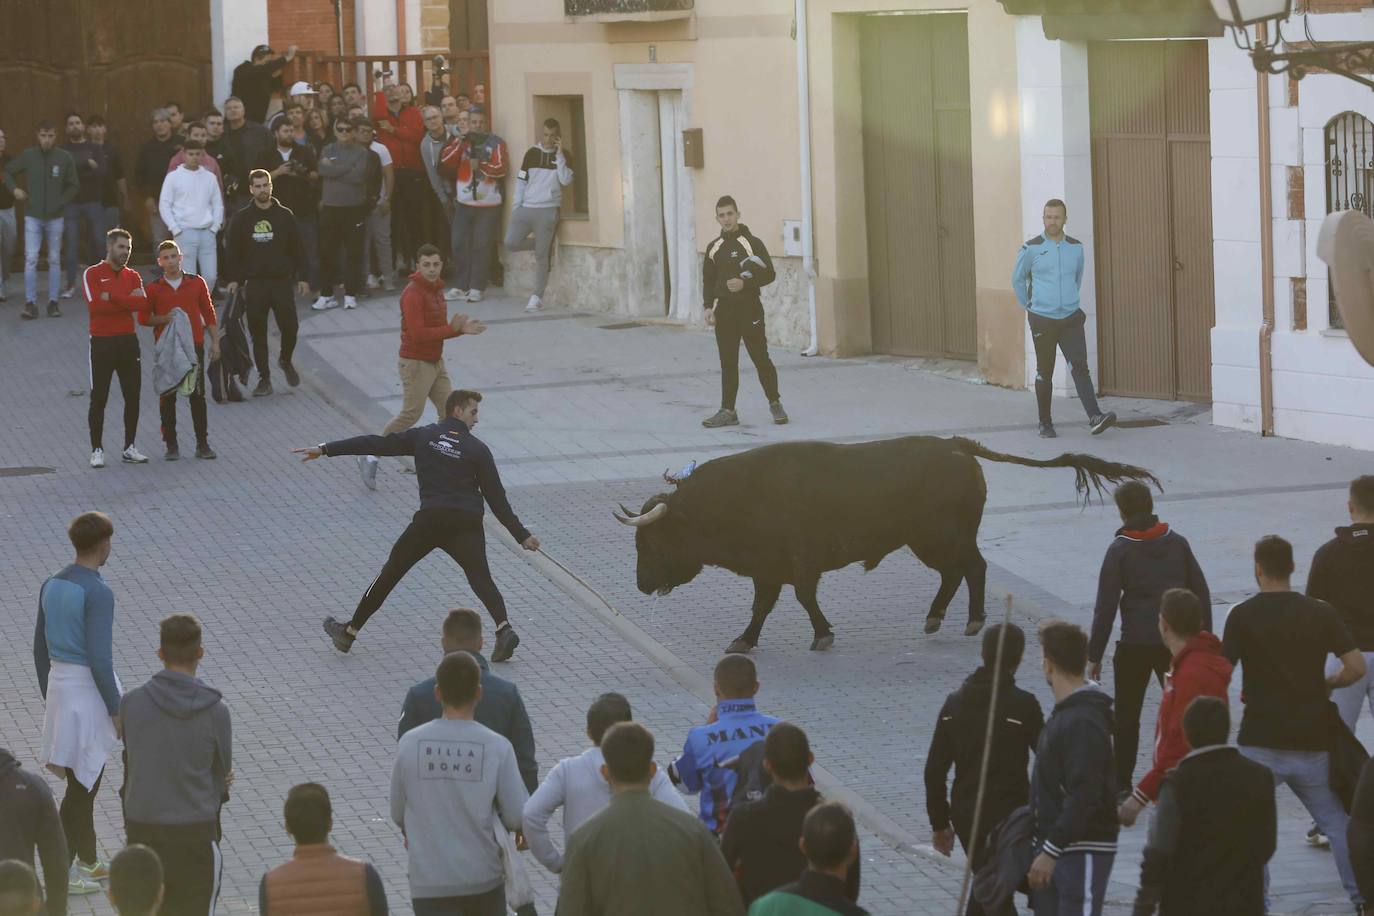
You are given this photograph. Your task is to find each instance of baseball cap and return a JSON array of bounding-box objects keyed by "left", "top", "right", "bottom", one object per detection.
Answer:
[{"left": 289, "top": 81, "right": 318, "bottom": 96}]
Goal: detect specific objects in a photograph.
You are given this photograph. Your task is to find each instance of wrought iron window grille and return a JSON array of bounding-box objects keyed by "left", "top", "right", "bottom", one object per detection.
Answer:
[{"left": 1324, "top": 111, "right": 1370, "bottom": 328}]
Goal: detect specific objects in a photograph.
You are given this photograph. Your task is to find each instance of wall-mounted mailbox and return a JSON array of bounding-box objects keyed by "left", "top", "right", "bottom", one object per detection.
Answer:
[{"left": 682, "top": 128, "right": 704, "bottom": 168}]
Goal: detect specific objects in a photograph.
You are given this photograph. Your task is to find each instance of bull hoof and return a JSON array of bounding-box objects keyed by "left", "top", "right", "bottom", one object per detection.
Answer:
[
  {"left": 965, "top": 618, "right": 986, "bottom": 637},
  {"left": 810, "top": 634, "right": 835, "bottom": 652},
  {"left": 924, "top": 614, "right": 945, "bottom": 635},
  {"left": 725, "top": 637, "right": 756, "bottom": 655}
]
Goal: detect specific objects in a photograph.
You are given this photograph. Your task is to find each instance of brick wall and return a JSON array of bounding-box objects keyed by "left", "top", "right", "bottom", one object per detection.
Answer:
[{"left": 268, "top": 0, "right": 357, "bottom": 54}]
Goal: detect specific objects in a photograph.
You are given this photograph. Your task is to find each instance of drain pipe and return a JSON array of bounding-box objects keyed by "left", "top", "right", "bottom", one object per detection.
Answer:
[
  {"left": 795, "top": 0, "right": 819, "bottom": 357},
  {"left": 1257, "top": 22, "right": 1275, "bottom": 436}
]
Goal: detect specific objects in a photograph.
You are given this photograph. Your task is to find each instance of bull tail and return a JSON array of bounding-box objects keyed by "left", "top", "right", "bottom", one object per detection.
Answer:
[{"left": 949, "top": 436, "right": 1161, "bottom": 503}]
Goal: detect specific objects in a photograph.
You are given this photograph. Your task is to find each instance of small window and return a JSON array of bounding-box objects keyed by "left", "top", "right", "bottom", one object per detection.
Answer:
[
  {"left": 565, "top": 0, "right": 692, "bottom": 14},
  {"left": 533, "top": 94, "right": 590, "bottom": 219},
  {"left": 1324, "top": 111, "right": 1374, "bottom": 328}
]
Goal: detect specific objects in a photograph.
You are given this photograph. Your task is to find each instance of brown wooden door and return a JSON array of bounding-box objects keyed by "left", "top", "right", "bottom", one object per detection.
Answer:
[
  {"left": 1089, "top": 39, "right": 1214, "bottom": 401},
  {"left": 860, "top": 13, "right": 977, "bottom": 359}
]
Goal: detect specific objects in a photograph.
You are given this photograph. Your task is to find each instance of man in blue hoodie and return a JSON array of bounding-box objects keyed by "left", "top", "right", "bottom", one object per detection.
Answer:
[
  {"left": 120, "top": 614, "right": 232, "bottom": 916},
  {"left": 1012, "top": 199, "right": 1115, "bottom": 439}
]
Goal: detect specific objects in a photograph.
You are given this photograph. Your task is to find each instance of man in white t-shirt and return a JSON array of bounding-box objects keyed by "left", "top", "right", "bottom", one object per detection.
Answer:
[{"left": 355, "top": 119, "right": 395, "bottom": 291}]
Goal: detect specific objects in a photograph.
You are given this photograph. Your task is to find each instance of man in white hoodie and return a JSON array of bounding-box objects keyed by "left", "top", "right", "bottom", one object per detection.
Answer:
[
  {"left": 522, "top": 692, "right": 687, "bottom": 874},
  {"left": 158, "top": 140, "right": 223, "bottom": 293},
  {"left": 505, "top": 118, "right": 572, "bottom": 313}
]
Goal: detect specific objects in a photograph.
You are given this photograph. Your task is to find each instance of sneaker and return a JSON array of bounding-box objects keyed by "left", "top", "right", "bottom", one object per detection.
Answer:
[
  {"left": 343, "top": 295, "right": 358, "bottom": 310},
  {"left": 68, "top": 866, "right": 102, "bottom": 895},
  {"left": 89, "top": 448, "right": 105, "bottom": 469},
  {"left": 467, "top": 288, "right": 483, "bottom": 303},
  {"left": 366, "top": 274, "right": 382, "bottom": 290},
  {"left": 358, "top": 455, "right": 379, "bottom": 490},
  {"left": 21, "top": 301, "right": 37, "bottom": 320},
  {"left": 195, "top": 443, "right": 217, "bottom": 460},
  {"left": 769, "top": 400, "right": 789, "bottom": 425},
  {"left": 323, "top": 616, "right": 355, "bottom": 653},
  {"left": 525, "top": 294, "right": 543, "bottom": 313},
  {"left": 1038, "top": 422, "right": 1057, "bottom": 439},
  {"left": 164, "top": 444, "right": 181, "bottom": 461},
  {"left": 381, "top": 274, "right": 395, "bottom": 292},
  {"left": 76, "top": 858, "right": 110, "bottom": 881},
  {"left": 444, "top": 287, "right": 464, "bottom": 301},
  {"left": 1307, "top": 824, "right": 1331, "bottom": 848},
  {"left": 47, "top": 300, "right": 61, "bottom": 318},
  {"left": 279, "top": 359, "right": 300, "bottom": 388},
  {"left": 227, "top": 379, "right": 246, "bottom": 402},
  {"left": 311, "top": 295, "right": 338, "bottom": 311},
  {"left": 702, "top": 408, "right": 739, "bottom": 429},
  {"left": 491, "top": 626, "right": 520, "bottom": 662},
  {"left": 60, "top": 285, "right": 76, "bottom": 300},
  {"left": 253, "top": 379, "right": 273, "bottom": 397},
  {"left": 121, "top": 445, "right": 150, "bottom": 464},
  {"left": 1090, "top": 411, "right": 1117, "bottom": 435}
]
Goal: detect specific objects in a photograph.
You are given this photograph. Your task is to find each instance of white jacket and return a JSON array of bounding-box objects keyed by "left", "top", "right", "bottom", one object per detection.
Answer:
[{"left": 159, "top": 165, "right": 223, "bottom": 235}]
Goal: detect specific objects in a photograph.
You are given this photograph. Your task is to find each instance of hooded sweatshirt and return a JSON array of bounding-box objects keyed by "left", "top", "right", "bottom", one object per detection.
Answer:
[
  {"left": 1307, "top": 523, "right": 1374, "bottom": 650},
  {"left": 120, "top": 669, "right": 232, "bottom": 831},
  {"left": 159, "top": 164, "right": 224, "bottom": 235},
  {"left": 1030, "top": 686, "right": 1119, "bottom": 859},
  {"left": 1088, "top": 514, "right": 1211, "bottom": 663},
  {"left": 512, "top": 143, "right": 573, "bottom": 210},
  {"left": 0, "top": 748, "right": 68, "bottom": 916},
  {"left": 703, "top": 224, "right": 775, "bottom": 315},
  {"left": 1131, "top": 633, "right": 1233, "bottom": 804}
]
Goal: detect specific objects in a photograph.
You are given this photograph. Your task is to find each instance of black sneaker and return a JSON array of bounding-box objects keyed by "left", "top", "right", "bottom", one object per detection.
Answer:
[
  {"left": 253, "top": 378, "right": 273, "bottom": 397},
  {"left": 1038, "top": 422, "right": 1057, "bottom": 439},
  {"left": 1090, "top": 411, "right": 1117, "bottom": 435},
  {"left": 769, "top": 401, "right": 789, "bottom": 425},
  {"left": 195, "top": 443, "right": 217, "bottom": 460},
  {"left": 323, "top": 616, "right": 355, "bottom": 653},
  {"left": 491, "top": 626, "right": 520, "bottom": 662},
  {"left": 164, "top": 445, "right": 181, "bottom": 461},
  {"left": 279, "top": 359, "right": 300, "bottom": 388},
  {"left": 46, "top": 300, "right": 61, "bottom": 318},
  {"left": 702, "top": 408, "right": 739, "bottom": 429},
  {"left": 21, "top": 302, "right": 37, "bottom": 320}
]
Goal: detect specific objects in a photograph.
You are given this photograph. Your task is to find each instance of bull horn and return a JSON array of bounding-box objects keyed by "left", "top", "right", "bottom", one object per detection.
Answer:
[{"left": 613, "top": 502, "right": 669, "bottom": 527}]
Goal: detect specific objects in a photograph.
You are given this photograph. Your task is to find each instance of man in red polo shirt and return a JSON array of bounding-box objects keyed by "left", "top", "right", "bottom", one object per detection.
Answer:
[
  {"left": 372, "top": 77, "right": 426, "bottom": 274},
  {"left": 81, "top": 227, "right": 151, "bottom": 469},
  {"left": 140, "top": 240, "right": 219, "bottom": 460}
]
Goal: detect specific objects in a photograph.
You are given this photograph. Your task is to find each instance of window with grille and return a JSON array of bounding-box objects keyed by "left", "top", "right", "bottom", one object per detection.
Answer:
[
  {"left": 564, "top": 0, "right": 692, "bottom": 14},
  {"left": 1325, "top": 111, "right": 1374, "bottom": 329}
]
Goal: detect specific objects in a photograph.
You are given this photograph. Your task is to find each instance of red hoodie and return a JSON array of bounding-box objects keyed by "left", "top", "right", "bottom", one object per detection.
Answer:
[
  {"left": 398, "top": 271, "right": 459, "bottom": 361},
  {"left": 371, "top": 91, "right": 425, "bottom": 173},
  {"left": 82, "top": 261, "right": 147, "bottom": 337},
  {"left": 1132, "top": 632, "right": 1233, "bottom": 803}
]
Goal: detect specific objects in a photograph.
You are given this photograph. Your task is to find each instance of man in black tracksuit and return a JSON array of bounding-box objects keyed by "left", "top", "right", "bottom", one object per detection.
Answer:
[
  {"left": 0, "top": 747, "right": 68, "bottom": 916},
  {"left": 1087, "top": 481, "right": 1210, "bottom": 794},
  {"left": 296, "top": 389, "right": 539, "bottom": 663},
  {"left": 1028, "top": 621, "right": 1117, "bottom": 916},
  {"left": 225, "top": 169, "right": 309, "bottom": 396},
  {"left": 701, "top": 195, "right": 788, "bottom": 429},
  {"left": 925, "top": 624, "right": 1044, "bottom": 916},
  {"left": 1307, "top": 475, "right": 1374, "bottom": 732}
]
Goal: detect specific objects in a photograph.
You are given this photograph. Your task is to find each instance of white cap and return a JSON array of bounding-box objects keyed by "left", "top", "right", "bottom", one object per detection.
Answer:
[{"left": 289, "top": 81, "right": 317, "bottom": 96}]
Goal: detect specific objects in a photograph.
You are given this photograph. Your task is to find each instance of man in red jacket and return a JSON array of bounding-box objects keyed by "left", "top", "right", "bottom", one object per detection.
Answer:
[
  {"left": 1118, "top": 587, "right": 1232, "bottom": 827},
  {"left": 139, "top": 240, "right": 220, "bottom": 460},
  {"left": 372, "top": 78, "right": 426, "bottom": 274},
  {"left": 357, "top": 243, "right": 485, "bottom": 489},
  {"left": 81, "top": 227, "right": 151, "bottom": 468}
]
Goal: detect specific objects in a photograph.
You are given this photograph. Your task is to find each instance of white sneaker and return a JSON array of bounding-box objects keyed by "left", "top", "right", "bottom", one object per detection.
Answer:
[
  {"left": 443, "top": 287, "right": 464, "bottom": 301},
  {"left": 90, "top": 448, "right": 105, "bottom": 469},
  {"left": 121, "top": 445, "right": 150, "bottom": 464},
  {"left": 68, "top": 865, "right": 101, "bottom": 895},
  {"left": 467, "top": 289, "right": 483, "bottom": 302},
  {"left": 358, "top": 455, "right": 379, "bottom": 490},
  {"left": 60, "top": 285, "right": 76, "bottom": 300},
  {"left": 311, "top": 295, "right": 338, "bottom": 311},
  {"left": 366, "top": 274, "right": 381, "bottom": 290},
  {"left": 525, "top": 294, "right": 543, "bottom": 313},
  {"left": 343, "top": 295, "right": 358, "bottom": 310}
]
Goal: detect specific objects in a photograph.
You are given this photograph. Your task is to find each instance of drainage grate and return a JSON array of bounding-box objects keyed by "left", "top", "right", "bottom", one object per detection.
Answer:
[
  {"left": 0, "top": 467, "right": 56, "bottom": 478},
  {"left": 1114, "top": 419, "right": 1169, "bottom": 429},
  {"left": 598, "top": 322, "right": 645, "bottom": 330}
]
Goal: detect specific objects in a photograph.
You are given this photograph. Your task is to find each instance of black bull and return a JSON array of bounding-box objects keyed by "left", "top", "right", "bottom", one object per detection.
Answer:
[{"left": 615, "top": 435, "right": 1159, "bottom": 654}]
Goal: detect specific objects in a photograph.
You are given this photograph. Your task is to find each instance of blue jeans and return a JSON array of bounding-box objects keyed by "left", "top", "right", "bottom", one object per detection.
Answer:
[
  {"left": 24, "top": 215, "right": 63, "bottom": 304},
  {"left": 63, "top": 200, "right": 106, "bottom": 286},
  {"left": 1030, "top": 850, "right": 1113, "bottom": 916},
  {"left": 1240, "top": 745, "right": 1361, "bottom": 904}
]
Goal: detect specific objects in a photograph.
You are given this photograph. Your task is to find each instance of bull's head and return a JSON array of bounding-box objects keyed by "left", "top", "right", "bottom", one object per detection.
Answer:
[{"left": 614, "top": 494, "right": 703, "bottom": 596}]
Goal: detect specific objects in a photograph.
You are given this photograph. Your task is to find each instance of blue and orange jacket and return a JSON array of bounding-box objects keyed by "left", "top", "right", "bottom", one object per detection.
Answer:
[
  {"left": 670, "top": 698, "right": 778, "bottom": 834},
  {"left": 1012, "top": 233, "right": 1085, "bottom": 319}
]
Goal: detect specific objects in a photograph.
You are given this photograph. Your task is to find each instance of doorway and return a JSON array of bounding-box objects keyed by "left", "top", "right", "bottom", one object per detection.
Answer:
[{"left": 859, "top": 12, "right": 977, "bottom": 359}]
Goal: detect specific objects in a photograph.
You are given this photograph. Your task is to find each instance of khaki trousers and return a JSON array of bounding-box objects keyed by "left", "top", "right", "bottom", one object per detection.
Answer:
[{"left": 383, "top": 357, "right": 453, "bottom": 434}]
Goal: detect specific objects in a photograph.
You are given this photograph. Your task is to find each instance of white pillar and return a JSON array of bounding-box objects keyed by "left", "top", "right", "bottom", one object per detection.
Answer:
[{"left": 211, "top": 0, "right": 269, "bottom": 106}]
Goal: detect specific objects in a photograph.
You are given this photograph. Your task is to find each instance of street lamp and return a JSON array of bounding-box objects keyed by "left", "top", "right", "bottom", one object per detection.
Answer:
[{"left": 1211, "top": 0, "right": 1374, "bottom": 90}]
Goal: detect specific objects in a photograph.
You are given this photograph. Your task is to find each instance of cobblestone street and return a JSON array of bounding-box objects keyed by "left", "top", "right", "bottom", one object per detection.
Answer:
[{"left": 2, "top": 283, "right": 1371, "bottom": 914}]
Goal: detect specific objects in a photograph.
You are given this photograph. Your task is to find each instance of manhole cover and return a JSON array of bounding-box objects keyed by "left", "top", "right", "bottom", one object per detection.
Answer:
[
  {"left": 598, "top": 321, "right": 645, "bottom": 330},
  {"left": 0, "top": 467, "right": 56, "bottom": 478},
  {"left": 1115, "top": 418, "right": 1168, "bottom": 429}
]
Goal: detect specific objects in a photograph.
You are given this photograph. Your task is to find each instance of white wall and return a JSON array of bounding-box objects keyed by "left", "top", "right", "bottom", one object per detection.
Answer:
[{"left": 211, "top": 0, "right": 269, "bottom": 105}]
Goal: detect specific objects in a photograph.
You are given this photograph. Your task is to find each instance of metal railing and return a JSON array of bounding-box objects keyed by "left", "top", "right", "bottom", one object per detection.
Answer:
[
  {"left": 1325, "top": 110, "right": 1371, "bottom": 328},
  {"left": 286, "top": 51, "right": 491, "bottom": 112}
]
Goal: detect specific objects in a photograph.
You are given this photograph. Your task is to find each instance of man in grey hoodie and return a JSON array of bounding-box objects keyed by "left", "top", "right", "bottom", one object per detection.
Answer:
[
  {"left": 120, "top": 613, "right": 232, "bottom": 916},
  {"left": 313, "top": 116, "right": 372, "bottom": 311}
]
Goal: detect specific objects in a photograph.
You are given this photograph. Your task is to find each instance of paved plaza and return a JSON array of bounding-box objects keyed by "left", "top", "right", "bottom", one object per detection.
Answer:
[{"left": 1, "top": 279, "right": 1371, "bottom": 914}]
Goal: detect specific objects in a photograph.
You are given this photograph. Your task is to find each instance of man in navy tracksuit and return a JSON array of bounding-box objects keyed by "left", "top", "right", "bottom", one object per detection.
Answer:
[
  {"left": 1087, "top": 481, "right": 1210, "bottom": 794},
  {"left": 294, "top": 389, "right": 540, "bottom": 663},
  {"left": 1028, "top": 621, "right": 1117, "bottom": 916},
  {"left": 1012, "top": 199, "right": 1115, "bottom": 439}
]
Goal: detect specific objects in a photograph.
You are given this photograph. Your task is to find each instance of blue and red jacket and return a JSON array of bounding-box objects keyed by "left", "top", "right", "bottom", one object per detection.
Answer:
[{"left": 670, "top": 698, "right": 778, "bottom": 834}]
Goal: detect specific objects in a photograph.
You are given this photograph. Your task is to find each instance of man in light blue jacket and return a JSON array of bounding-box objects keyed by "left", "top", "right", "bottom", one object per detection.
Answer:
[{"left": 1012, "top": 199, "right": 1116, "bottom": 439}]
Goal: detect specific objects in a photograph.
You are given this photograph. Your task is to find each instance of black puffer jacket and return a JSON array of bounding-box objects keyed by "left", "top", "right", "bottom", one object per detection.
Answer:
[
  {"left": 1030, "top": 687, "right": 1119, "bottom": 859},
  {"left": 1307, "top": 523, "right": 1374, "bottom": 650}
]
